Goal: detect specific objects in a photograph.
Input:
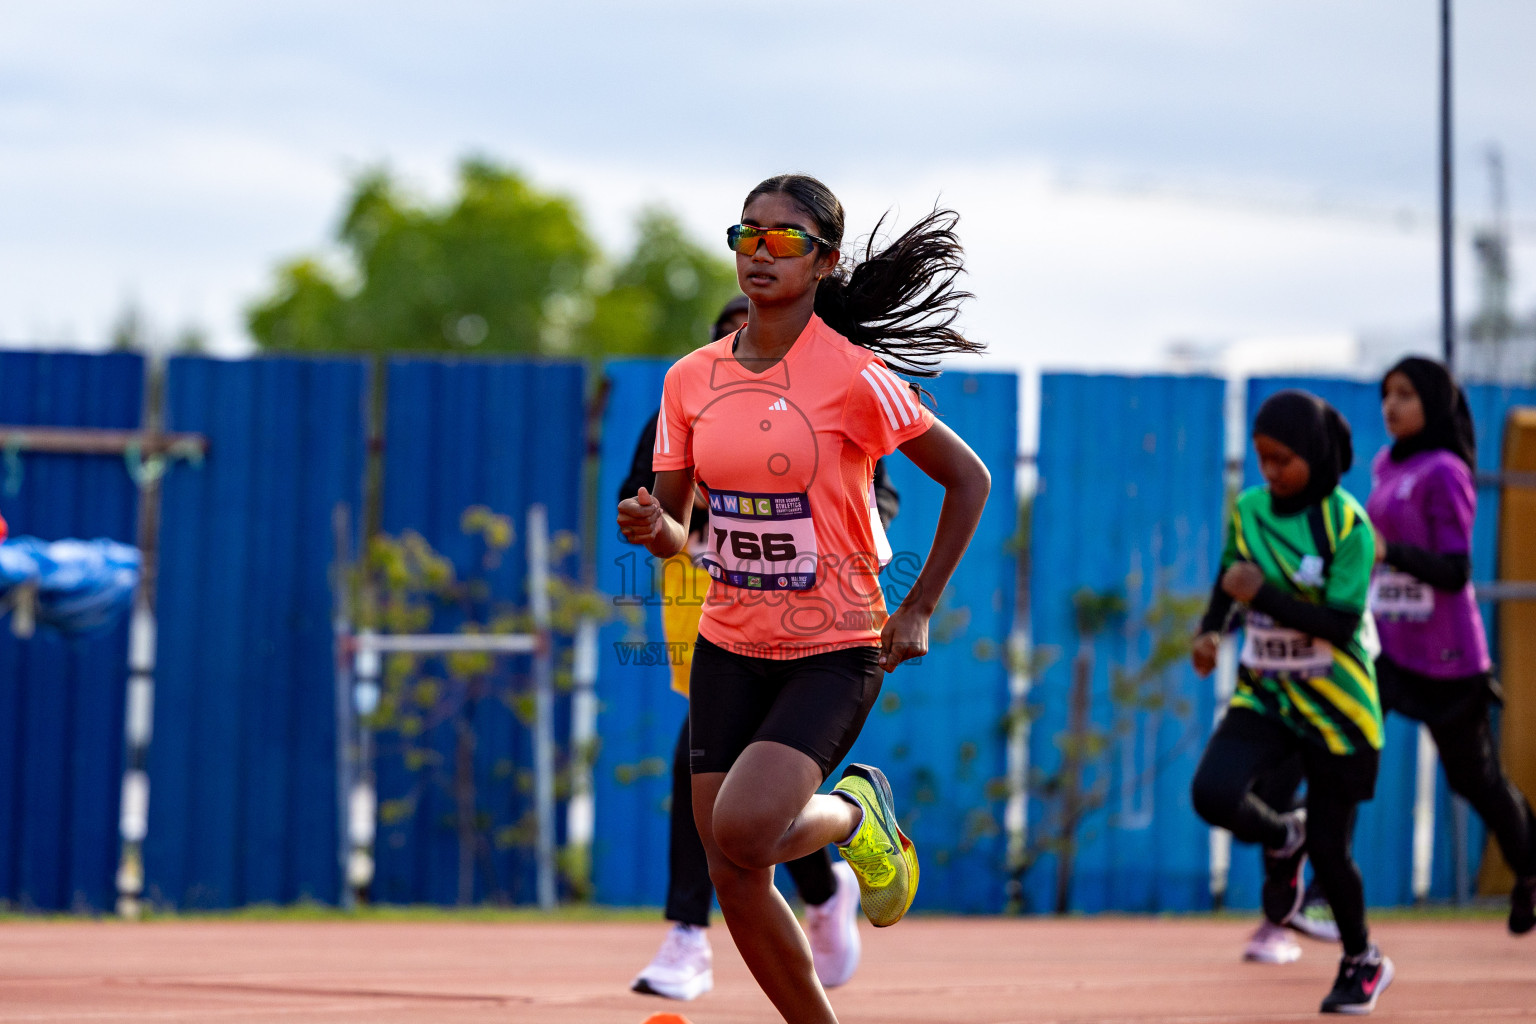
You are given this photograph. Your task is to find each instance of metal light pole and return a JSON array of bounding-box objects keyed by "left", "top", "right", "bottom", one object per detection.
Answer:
[
  {"left": 1439, "top": 0, "right": 1455, "bottom": 370},
  {"left": 1438, "top": 0, "right": 1476, "bottom": 903}
]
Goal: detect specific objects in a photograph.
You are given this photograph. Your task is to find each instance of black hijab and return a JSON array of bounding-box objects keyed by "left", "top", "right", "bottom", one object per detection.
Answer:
[
  {"left": 1382, "top": 356, "right": 1476, "bottom": 469},
  {"left": 710, "top": 294, "right": 751, "bottom": 341},
  {"left": 1252, "top": 389, "right": 1354, "bottom": 516}
]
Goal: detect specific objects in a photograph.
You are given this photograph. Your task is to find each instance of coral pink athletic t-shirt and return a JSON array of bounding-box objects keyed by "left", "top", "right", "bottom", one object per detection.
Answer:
[{"left": 652, "top": 314, "right": 935, "bottom": 659}]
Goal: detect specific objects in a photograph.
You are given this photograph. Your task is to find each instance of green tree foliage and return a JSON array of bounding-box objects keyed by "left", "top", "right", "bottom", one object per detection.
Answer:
[
  {"left": 247, "top": 159, "right": 736, "bottom": 356},
  {"left": 581, "top": 207, "right": 740, "bottom": 357}
]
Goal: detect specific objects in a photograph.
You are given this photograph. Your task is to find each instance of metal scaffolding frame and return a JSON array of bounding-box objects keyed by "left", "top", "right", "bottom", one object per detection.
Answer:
[{"left": 331, "top": 503, "right": 593, "bottom": 911}]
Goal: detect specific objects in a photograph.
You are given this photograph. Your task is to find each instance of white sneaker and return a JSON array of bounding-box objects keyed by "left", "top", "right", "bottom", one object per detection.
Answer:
[
  {"left": 631, "top": 923, "right": 713, "bottom": 1001},
  {"left": 1243, "top": 920, "right": 1302, "bottom": 964},
  {"left": 1289, "top": 895, "right": 1342, "bottom": 944},
  {"left": 805, "top": 860, "right": 862, "bottom": 988}
]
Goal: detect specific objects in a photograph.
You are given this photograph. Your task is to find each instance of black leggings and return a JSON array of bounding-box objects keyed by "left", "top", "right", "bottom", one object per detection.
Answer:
[
  {"left": 1251, "top": 754, "right": 1332, "bottom": 904},
  {"left": 1252, "top": 752, "right": 1306, "bottom": 818},
  {"left": 1378, "top": 656, "right": 1536, "bottom": 878},
  {"left": 1192, "top": 708, "right": 1378, "bottom": 955},
  {"left": 664, "top": 714, "right": 836, "bottom": 926}
]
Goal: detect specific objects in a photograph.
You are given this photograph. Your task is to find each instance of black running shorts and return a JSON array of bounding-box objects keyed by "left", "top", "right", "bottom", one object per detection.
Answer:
[{"left": 687, "top": 636, "right": 883, "bottom": 779}]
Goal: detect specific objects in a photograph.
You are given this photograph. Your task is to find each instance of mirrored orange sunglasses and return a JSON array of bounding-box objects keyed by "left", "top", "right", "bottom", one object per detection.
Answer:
[{"left": 726, "top": 224, "right": 833, "bottom": 258}]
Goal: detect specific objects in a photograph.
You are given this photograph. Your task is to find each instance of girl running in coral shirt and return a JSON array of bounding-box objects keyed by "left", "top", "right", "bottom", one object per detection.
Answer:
[{"left": 617, "top": 173, "right": 990, "bottom": 1024}]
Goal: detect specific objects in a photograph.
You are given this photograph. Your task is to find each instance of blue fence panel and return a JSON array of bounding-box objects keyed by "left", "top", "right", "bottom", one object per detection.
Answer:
[
  {"left": 1028, "top": 374, "right": 1227, "bottom": 914},
  {"left": 1462, "top": 382, "right": 1536, "bottom": 662},
  {"left": 371, "top": 358, "right": 585, "bottom": 905},
  {"left": 0, "top": 351, "right": 142, "bottom": 911},
  {"left": 840, "top": 370, "right": 1018, "bottom": 912},
  {"left": 1462, "top": 384, "right": 1536, "bottom": 599},
  {"left": 591, "top": 359, "right": 677, "bottom": 908},
  {"left": 591, "top": 361, "right": 1019, "bottom": 912},
  {"left": 147, "top": 356, "right": 366, "bottom": 909}
]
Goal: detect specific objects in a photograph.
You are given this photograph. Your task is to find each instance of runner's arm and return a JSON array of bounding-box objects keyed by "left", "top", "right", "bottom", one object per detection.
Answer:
[
  {"left": 1197, "top": 579, "right": 1236, "bottom": 636},
  {"left": 616, "top": 468, "right": 696, "bottom": 558},
  {"left": 1382, "top": 544, "right": 1470, "bottom": 591},
  {"left": 1248, "top": 585, "right": 1360, "bottom": 649},
  {"left": 1196, "top": 509, "right": 1246, "bottom": 635},
  {"left": 879, "top": 421, "right": 989, "bottom": 670}
]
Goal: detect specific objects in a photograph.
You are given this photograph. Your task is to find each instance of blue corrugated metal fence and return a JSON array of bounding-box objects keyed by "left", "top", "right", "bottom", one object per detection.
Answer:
[
  {"left": 590, "top": 358, "right": 677, "bottom": 908},
  {"left": 4, "top": 350, "right": 1531, "bottom": 915},
  {"left": 146, "top": 356, "right": 367, "bottom": 908},
  {"left": 1027, "top": 374, "right": 1227, "bottom": 913},
  {"left": 369, "top": 358, "right": 586, "bottom": 905},
  {"left": 3, "top": 352, "right": 588, "bottom": 911},
  {"left": 842, "top": 369, "right": 1018, "bottom": 912},
  {"left": 0, "top": 352, "right": 143, "bottom": 912}
]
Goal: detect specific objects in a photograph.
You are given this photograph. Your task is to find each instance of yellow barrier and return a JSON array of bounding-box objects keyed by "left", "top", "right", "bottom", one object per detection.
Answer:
[{"left": 1480, "top": 408, "right": 1536, "bottom": 895}]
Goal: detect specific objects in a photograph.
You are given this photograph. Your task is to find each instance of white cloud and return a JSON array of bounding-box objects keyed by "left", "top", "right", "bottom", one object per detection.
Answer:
[{"left": 1, "top": 0, "right": 1534, "bottom": 373}]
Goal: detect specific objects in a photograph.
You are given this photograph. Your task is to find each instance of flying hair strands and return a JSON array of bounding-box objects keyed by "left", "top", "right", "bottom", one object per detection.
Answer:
[{"left": 745, "top": 174, "right": 983, "bottom": 379}]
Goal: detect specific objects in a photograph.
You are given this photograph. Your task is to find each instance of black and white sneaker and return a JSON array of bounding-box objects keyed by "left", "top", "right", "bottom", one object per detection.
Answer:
[
  {"left": 1511, "top": 875, "right": 1536, "bottom": 936},
  {"left": 1262, "top": 809, "right": 1307, "bottom": 926},
  {"left": 1320, "top": 944, "right": 1394, "bottom": 1015}
]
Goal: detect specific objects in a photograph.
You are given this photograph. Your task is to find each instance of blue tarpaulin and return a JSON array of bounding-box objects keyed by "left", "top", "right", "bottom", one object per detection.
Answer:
[{"left": 0, "top": 537, "right": 140, "bottom": 634}]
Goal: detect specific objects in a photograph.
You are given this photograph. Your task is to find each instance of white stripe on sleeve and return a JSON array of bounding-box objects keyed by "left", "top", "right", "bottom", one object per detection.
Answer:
[
  {"left": 866, "top": 366, "right": 912, "bottom": 427},
  {"left": 656, "top": 403, "right": 671, "bottom": 456},
  {"left": 860, "top": 368, "right": 902, "bottom": 431},
  {"left": 875, "top": 365, "right": 920, "bottom": 420}
]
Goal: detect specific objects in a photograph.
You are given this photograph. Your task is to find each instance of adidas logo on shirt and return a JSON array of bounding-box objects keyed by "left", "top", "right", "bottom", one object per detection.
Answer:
[{"left": 767, "top": 398, "right": 788, "bottom": 411}]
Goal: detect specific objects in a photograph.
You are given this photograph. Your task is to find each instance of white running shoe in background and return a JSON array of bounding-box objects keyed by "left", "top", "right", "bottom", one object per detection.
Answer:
[
  {"left": 1289, "top": 895, "right": 1342, "bottom": 944},
  {"left": 631, "top": 923, "right": 713, "bottom": 1001},
  {"left": 806, "top": 860, "right": 863, "bottom": 987},
  {"left": 1243, "top": 920, "right": 1303, "bottom": 963}
]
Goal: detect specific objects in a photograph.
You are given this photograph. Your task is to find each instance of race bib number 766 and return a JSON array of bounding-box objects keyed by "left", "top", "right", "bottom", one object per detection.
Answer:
[{"left": 700, "top": 490, "right": 819, "bottom": 591}]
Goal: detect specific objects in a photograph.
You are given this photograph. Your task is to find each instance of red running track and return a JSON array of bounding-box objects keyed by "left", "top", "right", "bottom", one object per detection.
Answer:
[{"left": 1, "top": 916, "right": 1532, "bottom": 1022}]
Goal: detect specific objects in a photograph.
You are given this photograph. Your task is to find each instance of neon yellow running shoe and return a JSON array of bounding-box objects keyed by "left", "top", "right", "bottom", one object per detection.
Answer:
[{"left": 832, "top": 763, "right": 918, "bottom": 927}]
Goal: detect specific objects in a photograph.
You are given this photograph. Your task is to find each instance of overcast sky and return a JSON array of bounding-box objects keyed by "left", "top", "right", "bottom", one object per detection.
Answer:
[{"left": 3, "top": 0, "right": 1534, "bottom": 383}]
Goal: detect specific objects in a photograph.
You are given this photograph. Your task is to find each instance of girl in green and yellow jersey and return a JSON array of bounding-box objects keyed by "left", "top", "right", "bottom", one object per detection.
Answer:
[{"left": 1190, "top": 390, "right": 1393, "bottom": 1016}]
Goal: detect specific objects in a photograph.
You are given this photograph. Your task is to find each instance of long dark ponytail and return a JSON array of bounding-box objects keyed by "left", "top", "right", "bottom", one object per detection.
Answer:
[{"left": 744, "top": 174, "right": 983, "bottom": 378}]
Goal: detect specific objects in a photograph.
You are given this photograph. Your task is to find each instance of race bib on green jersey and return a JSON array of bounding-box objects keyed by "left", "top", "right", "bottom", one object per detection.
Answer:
[
  {"left": 1239, "top": 611, "right": 1335, "bottom": 674},
  {"left": 702, "top": 489, "right": 819, "bottom": 591}
]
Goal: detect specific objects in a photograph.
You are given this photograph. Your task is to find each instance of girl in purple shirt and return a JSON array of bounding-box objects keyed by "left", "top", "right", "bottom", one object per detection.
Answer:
[{"left": 1369, "top": 356, "right": 1536, "bottom": 934}]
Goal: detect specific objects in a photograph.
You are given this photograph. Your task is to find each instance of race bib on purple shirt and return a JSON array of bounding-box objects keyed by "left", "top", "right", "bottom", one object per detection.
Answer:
[{"left": 1370, "top": 569, "right": 1435, "bottom": 621}]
